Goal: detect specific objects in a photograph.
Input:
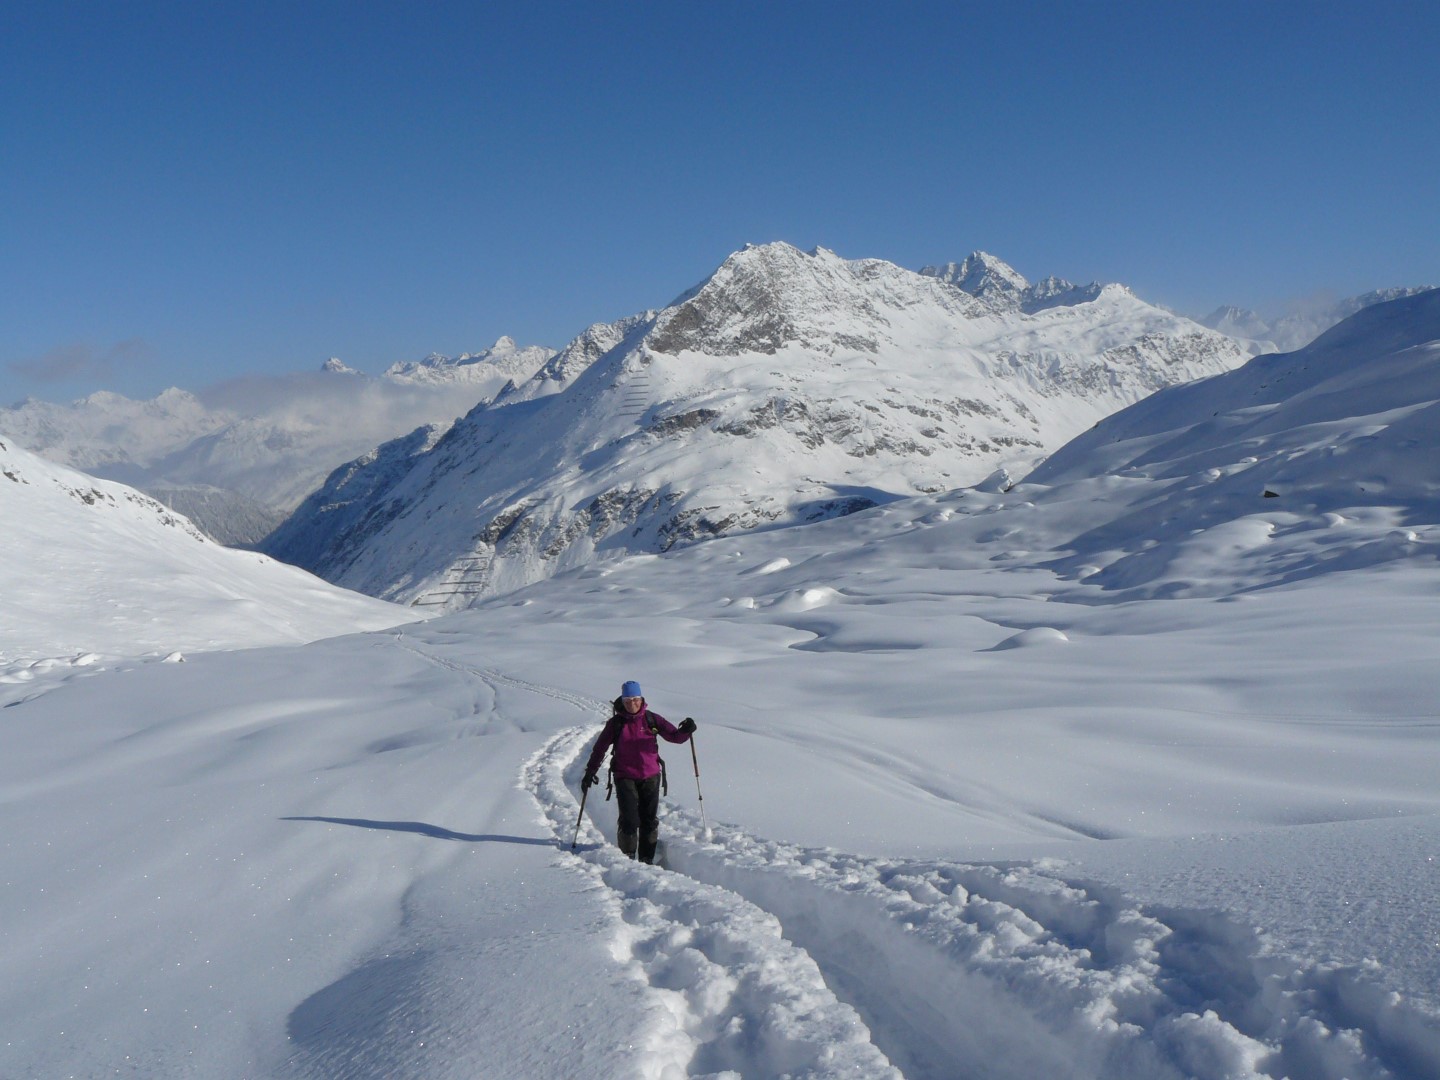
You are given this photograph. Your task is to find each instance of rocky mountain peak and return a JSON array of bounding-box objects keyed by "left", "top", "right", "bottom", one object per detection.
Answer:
[
  {"left": 919, "top": 255, "right": 1116, "bottom": 315},
  {"left": 920, "top": 252, "right": 1031, "bottom": 308},
  {"left": 267, "top": 243, "right": 1250, "bottom": 608},
  {"left": 504, "top": 312, "right": 657, "bottom": 403},
  {"left": 648, "top": 242, "right": 986, "bottom": 357}
]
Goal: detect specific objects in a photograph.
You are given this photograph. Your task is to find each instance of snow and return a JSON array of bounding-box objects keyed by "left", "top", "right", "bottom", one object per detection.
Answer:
[
  {"left": 6, "top": 547, "right": 1436, "bottom": 1077},
  {"left": 1198, "top": 288, "right": 1438, "bottom": 354},
  {"left": 270, "top": 242, "right": 1249, "bottom": 607},
  {"left": 2, "top": 292, "right": 1439, "bottom": 1078},
  {"left": 0, "top": 437, "right": 412, "bottom": 667},
  {"left": 0, "top": 339, "right": 556, "bottom": 539}
]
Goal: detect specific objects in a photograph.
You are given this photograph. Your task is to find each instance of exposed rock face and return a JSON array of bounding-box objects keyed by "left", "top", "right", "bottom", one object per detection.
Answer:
[
  {"left": 919, "top": 253, "right": 1106, "bottom": 314},
  {"left": 264, "top": 242, "right": 1252, "bottom": 608},
  {"left": 651, "top": 244, "right": 987, "bottom": 357},
  {"left": 261, "top": 422, "right": 452, "bottom": 572}
]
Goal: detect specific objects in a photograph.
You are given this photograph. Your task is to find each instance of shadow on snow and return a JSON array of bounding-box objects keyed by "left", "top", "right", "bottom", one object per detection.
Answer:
[{"left": 281, "top": 815, "right": 556, "bottom": 846}]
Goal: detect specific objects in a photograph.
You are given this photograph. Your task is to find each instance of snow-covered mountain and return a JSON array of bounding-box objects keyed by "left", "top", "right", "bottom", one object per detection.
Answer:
[
  {"left": 920, "top": 251, "right": 1106, "bottom": 313},
  {"left": 266, "top": 242, "right": 1248, "bottom": 607},
  {"left": 1022, "top": 285, "right": 1440, "bottom": 595},
  {"left": 1198, "top": 286, "right": 1436, "bottom": 353},
  {"left": 0, "top": 435, "right": 412, "bottom": 664},
  {"left": 5, "top": 286, "right": 1439, "bottom": 1080},
  {"left": 382, "top": 336, "right": 555, "bottom": 393},
  {"left": 0, "top": 340, "right": 555, "bottom": 543}
]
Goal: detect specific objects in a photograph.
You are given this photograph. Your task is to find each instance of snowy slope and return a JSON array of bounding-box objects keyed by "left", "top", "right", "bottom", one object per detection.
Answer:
[
  {"left": 0, "top": 340, "right": 556, "bottom": 538},
  {"left": 0, "top": 435, "right": 413, "bottom": 667},
  {"left": 4, "top": 460, "right": 1437, "bottom": 1073},
  {"left": 3, "top": 289, "right": 1439, "bottom": 1078},
  {"left": 268, "top": 242, "right": 1248, "bottom": 607},
  {"left": 1025, "top": 287, "right": 1440, "bottom": 596}
]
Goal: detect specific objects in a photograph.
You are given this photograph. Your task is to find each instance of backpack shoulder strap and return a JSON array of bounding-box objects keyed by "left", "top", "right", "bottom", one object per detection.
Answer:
[{"left": 604, "top": 712, "right": 626, "bottom": 745}]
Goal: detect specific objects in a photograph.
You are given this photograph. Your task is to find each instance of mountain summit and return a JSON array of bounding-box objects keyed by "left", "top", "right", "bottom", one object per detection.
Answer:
[
  {"left": 919, "top": 251, "right": 1030, "bottom": 309},
  {"left": 920, "top": 253, "right": 1108, "bottom": 314},
  {"left": 265, "top": 242, "right": 1248, "bottom": 607},
  {"left": 647, "top": 243, "right": 988, "bottom": 356}
]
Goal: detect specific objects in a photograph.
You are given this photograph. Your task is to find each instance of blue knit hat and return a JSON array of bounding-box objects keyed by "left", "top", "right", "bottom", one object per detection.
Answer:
[{"left": 621, "top": 680, "right": 643, "bottom": 698}]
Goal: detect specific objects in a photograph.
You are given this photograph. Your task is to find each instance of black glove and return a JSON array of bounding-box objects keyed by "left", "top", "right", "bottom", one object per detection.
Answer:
[
  {"left": 581, "top": 770, "right": 598, "bottom": 792},
  {"left": 678, "top": 718, "right": 697, "bottom": 735}
]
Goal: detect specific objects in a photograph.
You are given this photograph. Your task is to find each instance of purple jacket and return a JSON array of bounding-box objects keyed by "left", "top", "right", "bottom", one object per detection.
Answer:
[{"left": 586, "top": 703, "right": 691, "bottom": 781}]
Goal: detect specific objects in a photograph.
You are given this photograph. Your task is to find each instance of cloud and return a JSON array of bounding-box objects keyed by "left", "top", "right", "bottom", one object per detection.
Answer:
[
  {"left": 8, "top": 339, "right": 153, "bottom": 384},
  {"left": 196, "top": 370, "right": 484, "bottom": 442}
]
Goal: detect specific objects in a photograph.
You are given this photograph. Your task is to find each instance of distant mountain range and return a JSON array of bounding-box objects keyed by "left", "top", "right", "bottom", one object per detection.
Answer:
[
  {"left": 262, "top": 242, "right": 1251, "bottom": 606},
  {"left": 2, "top": 244, "right": 1428, "bottom": 564},
  {"left": 0, "top": 338, "right": 556, "bottom": 544},
  {"left": 379, "top": 337, "right": 555, "bottom": 388},
  {"left": 1196, "top": 287, "right": 1435, "bottom": 353}
]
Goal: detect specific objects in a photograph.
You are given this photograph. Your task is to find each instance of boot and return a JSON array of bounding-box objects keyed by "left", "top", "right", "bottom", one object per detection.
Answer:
[
  {"left": 639, "top": 827, "right": 659, "bottom": 865},
  {"left": 617, "top": 829, "right": 638, "bottom": 859}
]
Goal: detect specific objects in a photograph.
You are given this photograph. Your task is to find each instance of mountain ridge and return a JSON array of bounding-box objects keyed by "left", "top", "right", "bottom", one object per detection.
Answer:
[{"left": 265, "top": 242, "right": 1250, "bottom": 606}]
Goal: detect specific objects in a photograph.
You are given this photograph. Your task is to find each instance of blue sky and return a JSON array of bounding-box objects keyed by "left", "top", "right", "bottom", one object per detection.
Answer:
[{"left": 3, "top": 1, "right": 1437, "bottom": 404}]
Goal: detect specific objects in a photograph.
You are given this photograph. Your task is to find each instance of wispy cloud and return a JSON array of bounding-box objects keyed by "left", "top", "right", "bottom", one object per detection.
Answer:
[
  {"left": 196, "top": 370, "right": 484, "bottom": 437},
  {"left": 8, "top": 339, "right": 152, "bottom": 384}
]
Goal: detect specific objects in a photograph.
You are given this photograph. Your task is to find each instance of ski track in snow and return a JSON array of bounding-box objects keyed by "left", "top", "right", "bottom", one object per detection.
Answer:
[
  {"left": 527, "top": 726, "right": 901, "bottom": 1080},
  {"left": 526, "top": 721, "right": 1440, "bottom": 1080},
  {"left": 377, "top": 638, "right": 1439, "bottom": 1079}
]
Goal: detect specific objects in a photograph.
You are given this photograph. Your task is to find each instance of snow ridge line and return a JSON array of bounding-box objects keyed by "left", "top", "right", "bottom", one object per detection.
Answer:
[
  {"left": 526, "top": 720, "right": 1438, "bottom": 1080},
  {"left": 524, "top": 726, "right": 902, "bottom": 1079}
]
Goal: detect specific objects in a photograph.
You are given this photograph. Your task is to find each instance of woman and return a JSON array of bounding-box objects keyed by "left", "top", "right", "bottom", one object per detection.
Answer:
[{"left": 582, "top": 680, "right": 696, "bottom": 863}]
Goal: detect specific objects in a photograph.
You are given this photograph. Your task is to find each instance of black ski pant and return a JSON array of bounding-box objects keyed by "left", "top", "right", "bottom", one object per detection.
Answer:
[{"left": 614, "top": 776, "right": 661, "bottom": 863}]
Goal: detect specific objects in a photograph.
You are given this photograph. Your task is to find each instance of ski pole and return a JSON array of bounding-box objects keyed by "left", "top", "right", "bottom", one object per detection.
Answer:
[
  {"left": 687, "top": 720, "right": 712, "bottom": 842},
  {"left": 571, "top": 783, "right": 590, "bottom": 850}
]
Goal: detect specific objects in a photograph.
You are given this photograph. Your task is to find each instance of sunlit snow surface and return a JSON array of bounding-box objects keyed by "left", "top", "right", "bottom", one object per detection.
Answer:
[
  {"left": 3, "top": 296, "right": 1439, "bottom": 1078},
  {"left": 0, "top": 438, "right": 411, "bottom": 670}
]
